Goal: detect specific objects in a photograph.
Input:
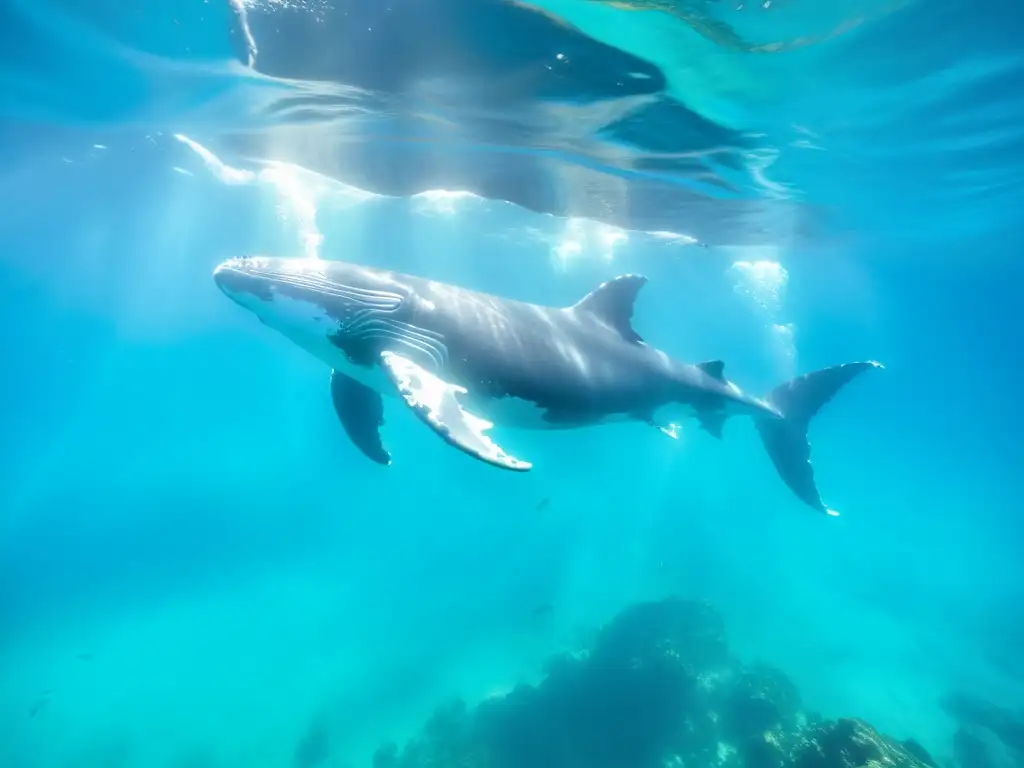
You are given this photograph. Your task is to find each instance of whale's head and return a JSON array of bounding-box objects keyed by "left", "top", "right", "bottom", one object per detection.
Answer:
[
  {"left": 213, "top": 256, "right": 405, "bottom": 367},
  {"left": 214, "top": 256, "right": 332, "bottom": 330}
]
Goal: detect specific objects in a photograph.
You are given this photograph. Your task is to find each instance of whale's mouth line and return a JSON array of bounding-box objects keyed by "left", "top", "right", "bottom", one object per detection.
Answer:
[
  {"left": 215, "top": 259, "right": 450, "bottom": 369},
  {"left": 220, "top": 263, "right": 404, "bottom": 308}
]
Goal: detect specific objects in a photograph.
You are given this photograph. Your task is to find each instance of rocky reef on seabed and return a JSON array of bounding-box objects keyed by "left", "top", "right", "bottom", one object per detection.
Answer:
[
  {"left": 943, "top": 692, "right": 1024, "bottom": 768},
  {"left": 371, "top": 597, "right": 943, "bottom": 768}
]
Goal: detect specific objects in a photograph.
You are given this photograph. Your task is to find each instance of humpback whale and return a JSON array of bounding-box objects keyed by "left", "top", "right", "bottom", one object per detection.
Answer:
[{"left": 213, "top": 257, "right": 881, "bottom": 516}]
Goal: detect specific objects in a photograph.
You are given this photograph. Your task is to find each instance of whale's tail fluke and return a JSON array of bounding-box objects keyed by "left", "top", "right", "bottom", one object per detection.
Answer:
[{"left": 754, "top": 361, "right": 883, "bottom": 516}]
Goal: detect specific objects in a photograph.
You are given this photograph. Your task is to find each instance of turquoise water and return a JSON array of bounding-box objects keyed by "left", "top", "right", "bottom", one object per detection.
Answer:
[{"left": 1, "top": 2, "right": 1022, "bottom": 768}]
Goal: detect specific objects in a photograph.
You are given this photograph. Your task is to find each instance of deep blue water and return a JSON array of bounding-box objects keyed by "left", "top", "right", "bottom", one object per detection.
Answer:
[{"left": 1, "top": 2, "right": 1023, "bottom": 768}]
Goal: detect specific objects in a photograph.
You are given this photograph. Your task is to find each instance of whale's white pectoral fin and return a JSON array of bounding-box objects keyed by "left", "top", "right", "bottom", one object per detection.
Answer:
[
  {"left": 658, "top": 423, "right": 681, "bottom": 440},
  {"left": 643, "top": 417, "right": 680, "bottom": 440},
  {"left": 380, "top": 351, "right": 532, "bottom": 472}
]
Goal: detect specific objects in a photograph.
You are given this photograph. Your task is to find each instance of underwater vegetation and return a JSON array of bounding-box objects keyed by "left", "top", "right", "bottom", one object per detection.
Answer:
[{"left": 369, "top": 598, "right": 1022, "bottom": 768}]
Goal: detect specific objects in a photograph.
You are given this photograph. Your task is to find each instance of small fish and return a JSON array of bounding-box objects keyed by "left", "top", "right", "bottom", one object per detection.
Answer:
[
  {"left": 29, "top": 692, "right": 52, "bottom": 719},
  {"left": 76, "top": 652, "right": 95, "bottom": 662},
  {"left": 536, "top": 497, "right": 550, "bottom": 511},
  {"left": 531, "top": 603, "right": 553, "bottom": 618}
]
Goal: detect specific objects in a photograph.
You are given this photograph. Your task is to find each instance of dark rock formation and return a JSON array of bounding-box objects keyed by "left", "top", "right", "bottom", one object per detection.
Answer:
[
  {"left": 787, "top": 719, "right": 929, "bottom": 768},
  {"left": 371, "top": 597, "right": 937, "bottom": 768},
  {"left": 943, "top": 692, "right": 1024, "bottom": 768},
  {"left": 295, "top": 715, "right": 332, "bottom": 768}
]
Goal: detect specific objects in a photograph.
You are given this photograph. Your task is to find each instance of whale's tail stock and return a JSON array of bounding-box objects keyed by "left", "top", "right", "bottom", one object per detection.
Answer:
[{"left": 755, "top": 361, "right": 884, "bottom": 516}]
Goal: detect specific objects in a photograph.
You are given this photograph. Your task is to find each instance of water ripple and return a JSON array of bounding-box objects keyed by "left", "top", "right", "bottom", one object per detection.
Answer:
[{"left": 1, "top": 0, "right": 1022, "bottom": 244}]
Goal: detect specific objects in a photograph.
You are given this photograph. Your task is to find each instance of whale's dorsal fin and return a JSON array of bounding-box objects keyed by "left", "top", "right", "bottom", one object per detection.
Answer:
[
  {"left": 572, "top": 274, "right": 648, "bottom": 344},
  {"left": 697, "top": 360, "right": 726, "bottom": 381}
]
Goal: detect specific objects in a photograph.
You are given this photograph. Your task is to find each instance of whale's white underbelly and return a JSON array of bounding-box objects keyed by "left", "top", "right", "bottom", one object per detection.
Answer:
[{"left": 267, "top": 293, "right": 393, "bottom": 393}]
